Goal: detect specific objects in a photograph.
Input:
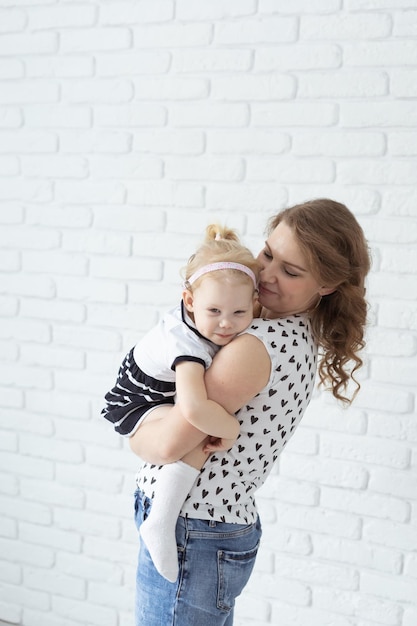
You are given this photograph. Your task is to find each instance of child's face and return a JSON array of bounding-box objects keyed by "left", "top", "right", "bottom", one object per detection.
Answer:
[{"left": 183, "top": 276, "right": 255, "bottom": 346}]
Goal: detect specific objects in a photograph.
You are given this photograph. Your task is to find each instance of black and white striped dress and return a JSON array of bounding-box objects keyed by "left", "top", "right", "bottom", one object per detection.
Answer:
[{"left": 102, "top": 302, "right": 219, "bottom": 436}]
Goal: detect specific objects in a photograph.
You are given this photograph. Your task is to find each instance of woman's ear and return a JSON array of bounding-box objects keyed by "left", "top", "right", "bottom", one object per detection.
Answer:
[
  {"left": 182, "top": 289, "right": 194, "bottom": 312},
  {"left": 319, "top": 285, "right": 337, "bottom": 296}
]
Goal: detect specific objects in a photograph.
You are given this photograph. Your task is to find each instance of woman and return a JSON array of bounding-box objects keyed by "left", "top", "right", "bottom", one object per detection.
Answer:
[{"left": 128, "top": 198, "right": 371, "bottom": 626}]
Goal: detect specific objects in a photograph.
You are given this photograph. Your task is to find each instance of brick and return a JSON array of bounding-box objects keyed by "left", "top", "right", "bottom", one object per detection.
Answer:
[
  {"left": 361, "top": 216, "right": 417, "bottom": 244},
  {"left": 0, "top": 81, "right": 59, "bottom": 104},
  {"left": 338, "top": 160, "right": 416, "bottom": 185},
  {"left": 24, "top": 567, "right": 85, "bottom": 600},
  {"left": 0, "top": 107, "right": 22, "bottom": 128},
  {"left": 261, "top": 0, "right": 341, "bottom": 12},
  {"left": 22, "top": 250, "right": 88, "bottom": 276},
  {"left": 132, "top": 22, "right": 212, "bottom": 47},
  {"left": 275, "top": 502, "right": 362, "bottom": 539},
  {"left": 208, "top": 129, "right": 289, "bottom": 154},
  {"left": 60, "top": 28, "right": 131, "bottom": 53},
  {"left": 53, "top": 507, "right": 120, "bottom": 540},
  {"left": 363, "top": 519, "right": 417, "bottom": 551},
  {"left": 0, "top": 179, "right": 53, "bottom": 203},
  {"left": 96, "top": 51, "right": 170, "bottom": 77},
  {"left": 95, "top": 103, "right": 166, "bottom": 128},
  {"left": 215, "top": 16, "right": 298, "bottom": 44},
  {"left": 0, "top": 537, "right": 54, "bottom": 568},
  {"left": 53, "top": 325, "right": 121, "bottom": 352},
  {"left": 292, "top": 131, "right": 385, "bottom": 156},
  {"left": 133, "top": 76, "right": 208, "bottom": 100},
  {"left": 320, "top": 432, "right": 411, "bottom": 469},
  {"left": 177, "top": 0, "right": 256, "bottom": 19},
  {"left": 173, "top": 48, "right": 253, "bottom": 73},
  {"left": 348, "top": 0, "right": 417, "bottom": 10},
  {"left": 361, "top": 570, "right": 417, "bottom": 603},
  {"left": 133, "top": 129, "right": 203, "bottom": 154},
  {"left": 381, "top": 190, "right": 417, "bottom": 217},
  {"left": 26, "top": 390, "right": 90, "bottom": 420},
  {"left": 20, "top": 343, "right": 84, "bottom": 369},
  {"left": 100, "top": 0, "right": 174, "bottom": 24},
  {"left": 247, "top": 157, "right": 335, "bottom": 183},
  {"left": 24, "top": 105, "right": 91, "bottom": 128},
  {"left": 372, "top": 356, "right": 417, "bottom": 388},
  {"left": 366, "top": 327, "right": 416, "bottom": 357},
  {"left": 255, "top": 43, "right": 341, "bottom": 70},
  {"left": 0, "top": 130, "right": 57, "bottom": 153},
  {"left": 0, "top": 225, "right": 58, "bottom": 250},
  {"left": 0, "top": 156, "right": 19, "bottom": 176},
  {"left": 22, "top": 155, "right": 88, "bottom": 178},
  {"left": 56, "top": 552, "right": 123, "bottom": 584},
  {"left": 389, "top": 131, "right": 417, "bottom": 155},
  {"left": 345, "top": 40, "right": 417, "bottom": 66},
  {"left": 368, "top": 413, "right": 417, "bottom": 443},
  {"left": 280, "top": 453, "right": 368, "bottom": 489},
  {"left": 369, "top": 467, "right": 417, "bottom": 500},
  {"left": 62, "top": 230, "right": 130, "bottom": 256},
  {"left": 26, "top": 55, "right": 95, "bottom": 78},
  {"left": 357, "top": 381, "right": 413, "bottom": 412},
  {"left": 54, "top": 181, "right": 126, "bottom": 204},
  {"left": 0, "top": 58, "right": 24, "bottom": 78},
  {"left": 341, "top": 101, "right": 417, "bottom": 127},
  {"left": 59, "top": 130, "right": 131, "bottom": 153},
  {"left": 301, "top": 13, "right": 391, "bottom": 39},
  {"left": 20, "top": 522, "right": 81, "bottom": 554},
  {"left": 26, "top": 205, "right": 92, "bottom": 228},
  {"left": 211, "top": 74, "right": 295, "bottom": 100},
  {"left": 390, "top": 69, "right": 417, "bottom": 97},
  {"left": 393, "top": 9, "right": 417, "bottom": 35},
  {"left": 165, "top": 155, "right": 244, "bottom": 181},
  {"left": 313, "top": 535, "right": 402, "bottom": 575},
  {"left": 0, "top": 9, "right": 27, "bottom": 34},
  {"left": 0, "top": 32, "right": 57, "bottom": 55},
  {"left": 29, "top": 5, "right": 96, "bottom": 30},
  {"left": 0, "top": 492, "right": 51, "bottom": 525},
  {"left": 321, "top": 485, "right": 410, "bottom": 522},
  {"left": 62, "top": 79, "right": 133, "bottom": 104},
  {"left": 0, "top": 362, "right": 52, "bottom": 390},
  {"left": 252, "top": 102, "right": 337, "bottom": 127},
  {"left": 298, "top": 70, "right": 387, "bottom": 98},
  {"left": 93, "top": 206, "right": 164, "bottom": 232}
]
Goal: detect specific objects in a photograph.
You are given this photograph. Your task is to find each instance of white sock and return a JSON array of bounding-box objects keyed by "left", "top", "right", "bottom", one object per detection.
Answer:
[{"left": 140, "top": 460, "right": 199, "bottom": 582}]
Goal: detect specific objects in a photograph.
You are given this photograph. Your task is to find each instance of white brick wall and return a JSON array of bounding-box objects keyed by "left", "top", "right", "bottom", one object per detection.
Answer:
[{"left": 0, "top": 2, "right": 416, "bottom": 625}]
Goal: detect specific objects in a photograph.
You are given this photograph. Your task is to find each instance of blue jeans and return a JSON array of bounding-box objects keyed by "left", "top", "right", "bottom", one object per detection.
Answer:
[{"left": 134, "top": 489, "right": 262, "bottom": 626}]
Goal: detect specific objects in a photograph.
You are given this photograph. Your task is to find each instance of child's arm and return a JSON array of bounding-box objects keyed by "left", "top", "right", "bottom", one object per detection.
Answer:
[{"left": 175, "top": 360, "right": 240, "bottom": 441}]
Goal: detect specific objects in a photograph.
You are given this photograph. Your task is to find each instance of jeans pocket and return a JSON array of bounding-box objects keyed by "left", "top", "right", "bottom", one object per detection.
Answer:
[{"left": 216, "top": 541, "right": 260, "bottom": 612}]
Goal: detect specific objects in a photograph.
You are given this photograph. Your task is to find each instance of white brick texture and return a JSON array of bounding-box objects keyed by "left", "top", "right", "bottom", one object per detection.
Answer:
[{"left": 0, "top": 2, "right": 416, "bottom": 626}]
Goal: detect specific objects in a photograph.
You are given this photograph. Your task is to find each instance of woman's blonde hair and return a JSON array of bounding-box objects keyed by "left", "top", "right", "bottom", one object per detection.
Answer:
[
  {"left": 268, "top": 198, "right": 371, "bottom": 405},
  {"left": 183, "top": 224, "right": 259, "bottom": 290}
]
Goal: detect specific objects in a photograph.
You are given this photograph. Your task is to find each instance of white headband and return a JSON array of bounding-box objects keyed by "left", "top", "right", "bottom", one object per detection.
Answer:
[{"left": 186, "top": 262, "right": 257, "bottom": 289}]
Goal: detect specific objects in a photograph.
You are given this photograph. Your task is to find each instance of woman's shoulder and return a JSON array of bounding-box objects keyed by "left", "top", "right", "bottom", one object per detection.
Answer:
[{"left": 246, "top": 315, "right": 313, "bottom": 342}]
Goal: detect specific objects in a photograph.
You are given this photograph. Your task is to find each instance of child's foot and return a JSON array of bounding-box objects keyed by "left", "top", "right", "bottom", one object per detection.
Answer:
[{"left": 140, "top": 518, "right": 178, "bottom": 583}]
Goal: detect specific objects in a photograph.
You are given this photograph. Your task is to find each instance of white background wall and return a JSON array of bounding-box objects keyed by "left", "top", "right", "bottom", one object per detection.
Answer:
[{"left": 0, "top": 1, "right": 416, "bottom": 625}]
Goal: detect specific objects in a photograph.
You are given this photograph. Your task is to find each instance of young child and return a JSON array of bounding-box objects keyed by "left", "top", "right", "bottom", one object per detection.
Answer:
[{"left": 102, "top": 224, "right": 259, "bottom": 581}]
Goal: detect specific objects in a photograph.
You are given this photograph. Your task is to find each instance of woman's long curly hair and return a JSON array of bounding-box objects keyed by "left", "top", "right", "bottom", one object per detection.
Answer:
[{"left": 268, "top": 199, "right": 371, "bottom": 405}]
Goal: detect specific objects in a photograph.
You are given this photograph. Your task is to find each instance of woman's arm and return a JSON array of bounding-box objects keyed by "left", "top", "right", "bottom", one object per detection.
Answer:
[{"left": 129, "top": 334, "right": 270, "bottom": 463}]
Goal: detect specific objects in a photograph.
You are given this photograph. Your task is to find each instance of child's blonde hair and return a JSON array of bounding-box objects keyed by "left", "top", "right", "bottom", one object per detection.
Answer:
[{"left": 183, "top": 224, "right": 259, "bottom": 291}]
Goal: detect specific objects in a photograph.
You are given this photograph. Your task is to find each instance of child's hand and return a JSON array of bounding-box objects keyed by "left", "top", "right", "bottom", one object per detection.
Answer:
[{"left": 203, "top": 436, "right": 236, "bottom": 454}]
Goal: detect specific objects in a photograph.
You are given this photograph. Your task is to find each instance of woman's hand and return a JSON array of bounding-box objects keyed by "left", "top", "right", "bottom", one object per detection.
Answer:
[{"left": 202, "top": 435, "right": 237, "bottom": 454}]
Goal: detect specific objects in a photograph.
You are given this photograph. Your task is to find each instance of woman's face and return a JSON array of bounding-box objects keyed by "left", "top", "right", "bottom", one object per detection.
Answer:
[{"left": 257, "top": 220, "right": 330, "bottom": 317}]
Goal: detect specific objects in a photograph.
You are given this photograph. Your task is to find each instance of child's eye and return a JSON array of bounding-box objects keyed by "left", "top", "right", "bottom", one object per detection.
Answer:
[{"left": 209, "top": 308, "right": 220, "bottom": 314}]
